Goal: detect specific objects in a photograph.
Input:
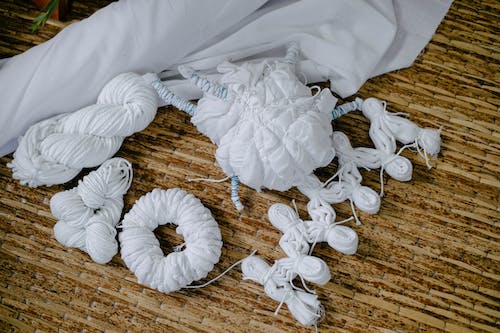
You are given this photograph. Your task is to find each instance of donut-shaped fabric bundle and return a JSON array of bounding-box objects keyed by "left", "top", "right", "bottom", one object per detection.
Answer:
[{"left": 119, "top": 188, "right": 222, "bottom": 293}]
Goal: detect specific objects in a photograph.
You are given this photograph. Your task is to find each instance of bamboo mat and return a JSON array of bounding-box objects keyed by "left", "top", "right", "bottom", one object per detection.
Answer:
[{"left": 0, "top": 0, "right": 499, "bottom": 332}]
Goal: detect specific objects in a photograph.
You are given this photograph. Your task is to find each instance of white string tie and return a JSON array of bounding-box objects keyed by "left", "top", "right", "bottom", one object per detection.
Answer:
[
  {"left": 50, "top": 157, "right": 133, "bottom": 264},
  {"left": 185, "top": 249, "right": 258, "bottom": 289}
]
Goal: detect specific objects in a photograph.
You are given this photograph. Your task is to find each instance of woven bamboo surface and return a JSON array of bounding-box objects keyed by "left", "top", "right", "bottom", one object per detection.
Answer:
[{"left": 0, "top": 0, "right": 499, "bottom": 332}]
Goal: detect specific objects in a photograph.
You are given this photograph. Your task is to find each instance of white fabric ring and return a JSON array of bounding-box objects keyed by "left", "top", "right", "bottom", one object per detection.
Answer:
[{"left": 119, "top": 188, "right": 223, "bottom": 293}]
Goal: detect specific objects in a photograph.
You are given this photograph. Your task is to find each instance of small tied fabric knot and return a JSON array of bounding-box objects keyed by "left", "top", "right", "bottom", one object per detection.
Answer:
[
  {"left": 360, "top": 97, "right": 441, "bottom": 169},
  {"left": 324, "top": 176, "right": 379, "bottom": 224},
  {"left": 9, "top": 73, "right": 158, "bottom": 187},
  {"left": 323, "top": 222, "right": 359, "bottom": 255},
  {"left": 417, "top": 127, "right": 441, "bottom": 158},
  {"left": 296, "top": 174, "right": 339, "bottom": 225},
  {"left": 268, "top": 201, "right": 359, "bottom": 256},
  {"left": 350, "top": 184, "right": 380, "bottom": 215},
  {"left": 332, "top": 131, "right": 380, "bottom": 170},
  {"left": 306, "top": 210, "right": 359, "bottom": 255},
  {"left": 50, "top": 157, "right": 133, "bottom": 264},
  {"left": 380, "top": 153, "right": 413, "bottom": 182},
  {"left": 268, "top": 203, "right": 310, "bottom": 257},
  {"left": 413, "top": 127, "right": 442, "bottom": 169},
  {"left": 241, "top": 255, "right": 323, "bottom": 327},
  {"left": 306, "top": 198, "right": 337, "bottom": 226},
  {"left": 276, "top": 255, "right": 331, "bottom": 286}
]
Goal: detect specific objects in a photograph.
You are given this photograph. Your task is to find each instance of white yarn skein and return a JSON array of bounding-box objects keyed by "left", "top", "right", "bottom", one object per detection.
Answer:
[
  {"left": 242, "top": 255, "right": 323, "bottom": 327},
  {"left": 119, "top": 188, "right": 222, "bottom": 293},
  {"left": 51, "top": 157, "right": 133, "bottom": 264},
  {"left": 8, "top": 73, "right": 158, "bottom": 187}
]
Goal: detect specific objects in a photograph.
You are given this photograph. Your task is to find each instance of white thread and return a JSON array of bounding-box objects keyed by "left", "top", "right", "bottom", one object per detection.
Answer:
[
  {"left": 185, "top": 249, "right": 257, "bottom": 289},
  {"left": 8, "top": 73, "right": 158, "bottom": 187},
  {"left": 119, "top": 188, "right": 222, "bottom": 293},
  {"left": 50, "top": 157, "right": 133, "bottom": 264}
]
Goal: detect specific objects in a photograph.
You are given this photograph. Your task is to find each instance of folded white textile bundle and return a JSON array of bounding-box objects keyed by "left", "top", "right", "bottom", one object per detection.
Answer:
[{"left": 0, "top": 0, "right": 452, "bottom": 157}]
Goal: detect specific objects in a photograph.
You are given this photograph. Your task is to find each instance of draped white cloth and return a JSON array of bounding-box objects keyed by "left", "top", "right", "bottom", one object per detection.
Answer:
[{"left": 0, "top": 0, "right": 452, "bottom": 157}]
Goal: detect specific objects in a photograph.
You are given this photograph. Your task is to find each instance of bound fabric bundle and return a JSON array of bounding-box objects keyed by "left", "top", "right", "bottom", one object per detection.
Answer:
[
  {"left": 51, "top": 157, "right": 133, "bottom": 264},
  {"left": 120, "top": 188, "right": 223, "bottom": 293},
  {"left": 0, "top": 0, "right": 452, "bottom": 157},
  {"left": 268, "top": 203, "right": 358, "bottom": 256},
  {"left": 242, "top": 255, "right": 327, "bottom": 327}
]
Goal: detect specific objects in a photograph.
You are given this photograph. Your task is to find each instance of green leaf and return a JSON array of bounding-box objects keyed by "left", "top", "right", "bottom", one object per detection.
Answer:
[{"left": 31, "top": 0, "right": 60, "bottom": 32}]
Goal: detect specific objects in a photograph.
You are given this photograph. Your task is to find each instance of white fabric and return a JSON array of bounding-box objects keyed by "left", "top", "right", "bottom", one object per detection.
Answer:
[
  {"left": 51, "top": 158, "right": 132, "bottom": 264},
  {"left": 0, "top": 0, "right": 452, "bottom": 156},
  {"left": 191, "top": 57, "right": 336, "bottom": 192},
  {"left": 119, "top": 188, "right": 223, "bottom": 293}
]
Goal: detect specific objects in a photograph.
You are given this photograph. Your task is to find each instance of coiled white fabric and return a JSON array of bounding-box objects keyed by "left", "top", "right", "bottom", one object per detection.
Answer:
[
  {"left": 360, "top": 102, "right": 414, "bottom": 185},
  {"left": 119, "top": 188, "right": 222, "bottom": 293},
  {"left": 8, "top": 73, "right": 158, "bottom": 187},
  {"left": 269, "top": 203, "right": 358, "bottom": 256},
  {"left": 51, "top": 157, "right": 133, "bottom": 264},
  {"left": 242, "top": 255, "right": 323, "bottom": 327}
]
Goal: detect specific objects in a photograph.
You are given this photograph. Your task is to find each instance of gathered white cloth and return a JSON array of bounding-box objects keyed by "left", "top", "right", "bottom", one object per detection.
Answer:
[
  {"left": 0, "top": 0, "right": 452, "bottom": 157},
  {"left": 190, "top": 55, "right": 336, "bottom": 192}
]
